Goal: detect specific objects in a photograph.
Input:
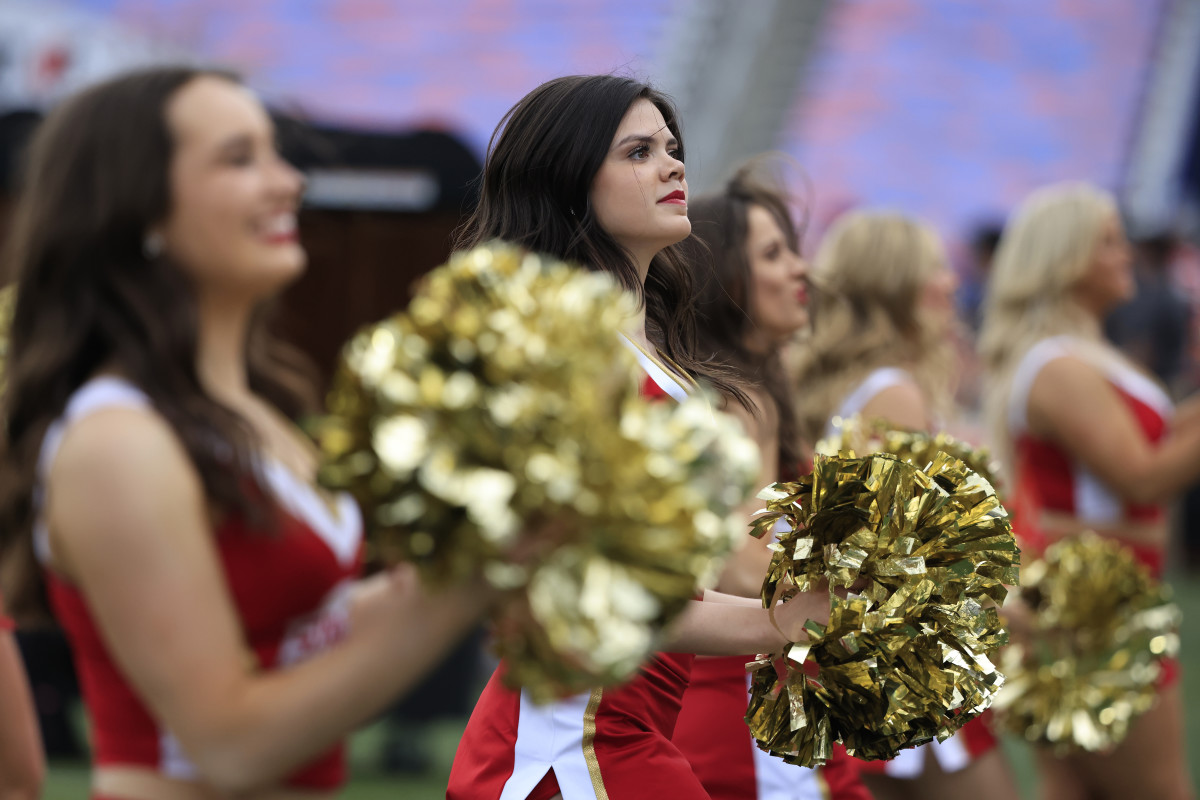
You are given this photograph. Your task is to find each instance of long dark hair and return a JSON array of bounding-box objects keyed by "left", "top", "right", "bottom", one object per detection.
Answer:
[
  {"left": 681, "top": 160, "right": 804, "bottom": 476},
  {"left": 0, "top": 67, "right": 315, "bottom": 618},
  {"left": 456, "top": 74, "right": 745, "bottom": 402}
]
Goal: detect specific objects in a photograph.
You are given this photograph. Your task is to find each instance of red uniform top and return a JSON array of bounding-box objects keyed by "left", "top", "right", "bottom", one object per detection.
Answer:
[
  {"left": 35, "top": 378, "right": 364, "bottom": 790},
  {"left": 447, "top": 340, "right": 712, "bottom": 800},
  {"left": 1006, "top": 336, "right": 1172, "bottom": 576},
  {"left": 1007, "top": 337, "right": 1179, "bottom": 690}
]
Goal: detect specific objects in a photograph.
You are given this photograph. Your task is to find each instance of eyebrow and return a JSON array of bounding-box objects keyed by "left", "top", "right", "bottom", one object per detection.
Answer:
[
  {"left": 612, "top": 133, "right": 679, "bottom": 150},
  {"left": 216, "top": 132, "right": 255, "bottom": 152}
]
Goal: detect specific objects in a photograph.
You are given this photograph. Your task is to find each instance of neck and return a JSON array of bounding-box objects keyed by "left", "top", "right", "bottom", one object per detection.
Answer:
[
  {"left": 626, "top": 249, "right": 657, "bottom": 351},
  {"left": 742, "top": 328, "right": 776, "bottom": 360},
  {"left": 195, "top": 292, "right": 253, "bottom": 403},
  {"left": 627, "top": 306, "right": 651, "bottom": 352},
  {"left": 1069, "top": 296, "right": 1107, "bottom": 339}
]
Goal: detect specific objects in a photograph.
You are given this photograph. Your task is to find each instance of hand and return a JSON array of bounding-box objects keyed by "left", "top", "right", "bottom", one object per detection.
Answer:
[
  {"left": 770, "top": 587, "right": 833, "bottom": 644},
  {"left": 505, "top": 513, "right": 577, "bottom": 571}
]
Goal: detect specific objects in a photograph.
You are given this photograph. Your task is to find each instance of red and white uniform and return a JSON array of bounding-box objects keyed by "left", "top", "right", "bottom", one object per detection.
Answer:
[
  {"left": 447, "top": 340, "right": 712, "bottom": 799},
  {"left": 35, "top": 377, "right": 365, "bottom": 792},
  {"left": 1007, "top": 336, "right": 1172, "bottom": 574},
  {"left": 673, "top": 655, "right": 870, "bottom": 799},
  {"left": 830, "top": 367, "right": 1002, "bottom": 778},
  {"left": 1006, "top": 336, "right": 1179, "bottom": 687}
]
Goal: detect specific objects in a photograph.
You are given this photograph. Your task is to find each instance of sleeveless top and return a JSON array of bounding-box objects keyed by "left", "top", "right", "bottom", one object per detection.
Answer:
[
  {"left": 1007, "top": 336, "right": 1172, "bottom": 576},
  {"left": 36, "top": 377, "right": 364, "bottom": 790}
]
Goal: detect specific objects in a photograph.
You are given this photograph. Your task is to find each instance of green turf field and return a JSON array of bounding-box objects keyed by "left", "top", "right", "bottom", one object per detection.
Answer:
[{"left": 40, "top": 574, "right": 1200, "bottom": 799}]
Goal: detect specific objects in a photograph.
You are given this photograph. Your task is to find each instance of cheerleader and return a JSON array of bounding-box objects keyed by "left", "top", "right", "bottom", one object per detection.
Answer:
[
  {"left": 979, "top": 182, "right": 1199, "bottom": 800},
  {"left": 0, "top": 67, "right": 515, "bottom": 799},
  {"left": 792, "top": 211, "right": 1020, "bottom": 800},
  {"left": 667, "top": 160, "right": 870, "bottom": 800},
  {"left": 445, "top": 75, "right": 836, "bottom": 800}
]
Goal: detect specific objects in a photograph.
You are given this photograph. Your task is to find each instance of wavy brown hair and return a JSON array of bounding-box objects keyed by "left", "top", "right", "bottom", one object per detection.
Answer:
[
  {"left": 680, "top": 159, "right": 804, "bottom": 476},
  {"left": 0, "top": 67, "right": 315, "bottom": 619},
  {"left": 456, "top": 74, "right": 746, "bottom": 403}
]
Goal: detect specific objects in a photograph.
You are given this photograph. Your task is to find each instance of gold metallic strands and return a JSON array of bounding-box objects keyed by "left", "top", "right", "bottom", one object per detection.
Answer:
[
  {"left": 817, "top": 415, "right": 1003, "bottom": 492},
  {"left": 993, "top": 532, "right": 1180, "bottom": 754},
  {"left": 316, "top": 241, "right": 760, "bottom": 702},
  {"left": 745, "top": 452, "right": 1020, "bottom": 766}
]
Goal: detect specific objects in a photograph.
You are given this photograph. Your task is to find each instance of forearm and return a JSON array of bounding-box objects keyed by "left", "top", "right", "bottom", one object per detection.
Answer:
[
  {"left": 661, "top": 589, "right": 829, "bottom": 655},
  {"left": 661, "top": 600, "right": 785, "bottom": 655},
  {"left": 1127, "top": 425, "right": 1200, "bottom": 504},
  {"left": 182, "top": 578, "right": 489, "bottom": 792},
  {"left": 714, "top": 543, "right": 773, "bottom": 599},
  {"left": 1039, "top": 510, "right": 1167, "bottom": 549}
]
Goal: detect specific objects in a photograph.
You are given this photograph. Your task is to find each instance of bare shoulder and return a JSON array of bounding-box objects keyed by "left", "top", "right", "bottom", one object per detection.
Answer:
[
  {"left": 46, "top": 405, "right": 207, "bottom": 573},
  {"left": 1026, "top": 353, "right": 1116, "bottom": 434},
  {"left": 861, "top": 380, "right": 927, "bottom": 431},
  {"left": 51, "top": 405, "right": 196, "bottom": 491},
  {"left": 1030, "top": 352, "right": 1107, "bottom": 396}
]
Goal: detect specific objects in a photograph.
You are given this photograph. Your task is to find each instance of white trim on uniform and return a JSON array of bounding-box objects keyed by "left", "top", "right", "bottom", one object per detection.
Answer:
[{"left": 618, "top": 336, "right": 690, "bottom": 403}]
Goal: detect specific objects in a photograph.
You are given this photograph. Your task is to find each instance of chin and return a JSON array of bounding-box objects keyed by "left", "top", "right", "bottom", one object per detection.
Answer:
[
  {"left": 247, "top": 253, "right": 307, "bottom": 299},
  {"left": 659, "top": 221, "right": 692, "bottom": 249}
]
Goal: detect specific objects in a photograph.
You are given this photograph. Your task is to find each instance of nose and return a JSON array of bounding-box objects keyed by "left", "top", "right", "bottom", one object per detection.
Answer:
[
  {"left": 272, "top": 155, "right": 306, "bottom": 205},
  {"left": 790, "top": 250, "right": 808, "bottom": 279},
  {"left": 663, "top": 152, "right": 685, "bottom": 184}
]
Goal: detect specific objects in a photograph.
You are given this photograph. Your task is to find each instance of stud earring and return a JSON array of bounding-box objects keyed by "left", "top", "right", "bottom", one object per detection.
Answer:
[{"left": 142, "top": 231, "right": 164, "bottom": 260}]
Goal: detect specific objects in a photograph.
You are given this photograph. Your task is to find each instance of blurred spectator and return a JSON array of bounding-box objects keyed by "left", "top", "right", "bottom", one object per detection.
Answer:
[
  {"left": 959, "top": 221, "right": 1004, "bottom": 333},
  {"left": 1105, "top": 231, "right": 1192, "bottom": 393}
]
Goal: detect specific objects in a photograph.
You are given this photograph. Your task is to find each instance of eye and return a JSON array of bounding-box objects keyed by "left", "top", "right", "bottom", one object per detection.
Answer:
[
  {"left": 628, "top": 144, "right": 650, "bottom": 161},
  {"left": 221, "top": 142, "right": 256, "bottom": 167},
  {"left": 668, "top": 147, "right": 683, "bottom": 162}
]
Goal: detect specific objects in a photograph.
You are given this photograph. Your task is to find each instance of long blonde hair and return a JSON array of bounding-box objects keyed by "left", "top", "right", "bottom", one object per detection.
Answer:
[
  {"left": 792, "top": 211, "right": 955, "bottom": 444},
  {"left": 978, "top": 181, "right": 1119, "bottom": 473}
]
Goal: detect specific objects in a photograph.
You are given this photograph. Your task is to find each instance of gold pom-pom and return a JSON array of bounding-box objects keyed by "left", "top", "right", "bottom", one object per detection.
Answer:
[
  {"left": 316, "top": 242, "right": 761, "bottom": 701},
  {"left": 817, "top": 415, "right": 1003, "bottom": 492},
  {"left": 993, "top": 532, "right": 1180, "bottom": 753},
  {"left": 745, "top": 452, "right": 1020, "bottom": 766}
]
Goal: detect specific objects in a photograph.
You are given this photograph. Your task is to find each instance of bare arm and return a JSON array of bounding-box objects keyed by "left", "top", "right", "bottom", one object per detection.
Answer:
[
  {"left": 715, "top": 390, "right": 780, "bottom": 599},
  {"left": 859, "top": 379, "right": 930, "bottom": 433},
  {"left": 47, "top": 407, "right": 492, "bottom": 794},
  {"left": 1027, "top": 356, "right": 1200, "bottom": 510},
  {"left": 0, "top": 598, "right": 43, "bottom": 800},
  {"left": 659, "top": 588, "right": 831, "bottom": 656}
]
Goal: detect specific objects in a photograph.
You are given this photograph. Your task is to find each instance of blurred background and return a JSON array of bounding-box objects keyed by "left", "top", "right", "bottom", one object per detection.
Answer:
[{"left": 1, "top": 1, "right": 1197, "bottom": 797}]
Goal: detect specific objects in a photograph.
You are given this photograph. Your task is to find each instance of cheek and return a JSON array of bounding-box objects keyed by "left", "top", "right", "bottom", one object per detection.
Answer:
[
  {"left": 754, "top": 268, "right": 790, "bottom": 321},
  {"left": 594, "top": 168, "right": 642, "bottom": 214}
]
